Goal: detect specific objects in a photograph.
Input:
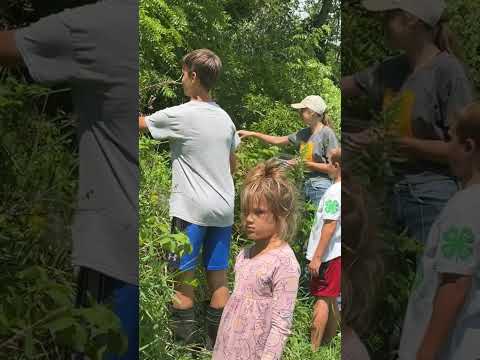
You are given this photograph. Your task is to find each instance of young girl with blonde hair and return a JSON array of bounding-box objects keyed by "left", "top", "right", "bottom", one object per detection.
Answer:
[{"left": 212, "top": 159, "right": 301, "bottom": 360}]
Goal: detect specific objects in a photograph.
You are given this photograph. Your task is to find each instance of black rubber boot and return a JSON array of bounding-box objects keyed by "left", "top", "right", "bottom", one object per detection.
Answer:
[
  {"left": 205, "top": 306, "right": 224, "bottom": 350},
  {"left": 170, "top": 307, "right": 197, "bottom": 345}
]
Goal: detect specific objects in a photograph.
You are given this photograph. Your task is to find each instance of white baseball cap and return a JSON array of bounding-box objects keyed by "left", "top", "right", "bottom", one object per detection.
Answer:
[
  {"left": 362, "top": 0, "right": 446, "bottom": 27},
  {"left": 291, "top": 95, "right": 327, "bottom": 115}
]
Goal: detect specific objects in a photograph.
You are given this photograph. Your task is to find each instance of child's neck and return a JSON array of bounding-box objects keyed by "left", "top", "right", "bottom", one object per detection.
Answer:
[
  {"left": 189, "top": 88, "right": 212, "bottom": 102},
  {"left": 333, "top": 175, "right": 341, "bottom": 184},
  {"left": 252, "top": 235, "right": 285, "bottom": 256},
  {"left": 405, "top": 41, "right": 440, "bottom": 71},
  {"left": 310, "top": 120, "right": 324, "bottom": 133}
]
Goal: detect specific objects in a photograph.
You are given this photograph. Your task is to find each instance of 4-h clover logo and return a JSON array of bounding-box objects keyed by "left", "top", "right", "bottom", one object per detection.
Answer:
[
  {"left": 324, "top": 200, "right": 339, "bottom": 215},
  {"left": 441, "top": 226, "right": 475, "bottom": 262}
]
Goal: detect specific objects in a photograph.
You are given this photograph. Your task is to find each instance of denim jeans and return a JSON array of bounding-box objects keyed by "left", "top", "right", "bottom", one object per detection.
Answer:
[
  {"left": 392, "top": 175, "right": 458, "bottom": 245},
  {"left": 304, "top": 176, "right": 332, "bottom": 209}
]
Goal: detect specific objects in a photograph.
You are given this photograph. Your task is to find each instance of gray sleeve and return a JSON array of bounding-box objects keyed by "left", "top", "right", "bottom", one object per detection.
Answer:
[
  {"left": 287, "top": 131, "right": 300, "bottom": 146},
  {"left": 352, "top": 63, "right": 381, "bottom": 99},
  {"left": 442, "top": 70, "right": 475, "bottom": 128},
  {"left": 288, "top": 128, "right": 307, "bottom": 146},
  {"left": 146, "top": 110, "right": 181, "bottom": 140},
  {"left": 14, "top": 13, "right": 75, "bottom": 84}
]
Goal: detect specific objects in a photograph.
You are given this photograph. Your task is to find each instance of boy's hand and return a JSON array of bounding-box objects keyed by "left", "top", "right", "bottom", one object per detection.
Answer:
[
  {"left": 308, "top": 257, "right": 322, "bottom": 278},
  {"left": 238, "top": 130, "right": 255, "bottom": 139}
]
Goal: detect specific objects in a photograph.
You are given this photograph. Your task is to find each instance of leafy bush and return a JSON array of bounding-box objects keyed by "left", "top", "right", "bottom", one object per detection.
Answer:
[{"left": 0, "top": 75, "right": 126, "bottom": 358}]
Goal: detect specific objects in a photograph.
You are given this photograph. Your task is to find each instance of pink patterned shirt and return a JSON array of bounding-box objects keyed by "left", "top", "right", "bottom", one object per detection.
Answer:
[{"left": 213, "top": 244, "right": 300, "bottom": 360}]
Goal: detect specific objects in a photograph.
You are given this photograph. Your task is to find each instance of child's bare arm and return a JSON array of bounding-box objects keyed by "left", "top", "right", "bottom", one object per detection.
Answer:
[
  {"left": 230, "top": 152, "right": 237, "bottom": 175},
  {"left": 304, "top": 161, "right": 332, "bottom": 174},
  {"left": 138, "top": 116, "right": 149, "bottom": 132},
  {"left": 394, "top": 137, "right": 450, "bottom": 164},
  {"left": 308, "top": 220, "right": 337, "bottom": 277},
  {"left": 0, "top": 31, "right": 22, "bottom": 66},
  {"left": 417, "top": 273, "right": 472, "bottom": 360},
  {"left": 238, "top": 130, "right": 289, "bottom": 145}
]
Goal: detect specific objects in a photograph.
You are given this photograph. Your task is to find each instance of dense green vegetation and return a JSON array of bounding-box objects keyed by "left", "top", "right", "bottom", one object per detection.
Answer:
[{"left": 139, "top": 0, "right": 341, "bottom": 359}]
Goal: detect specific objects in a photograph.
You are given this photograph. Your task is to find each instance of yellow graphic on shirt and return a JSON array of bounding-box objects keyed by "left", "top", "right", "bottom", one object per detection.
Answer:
[
  {"left": 383, "top": 88, "right": 415, "bottom": 137},
  {"left": 300, "top": 142, "right": 314, "bottom": 162}
]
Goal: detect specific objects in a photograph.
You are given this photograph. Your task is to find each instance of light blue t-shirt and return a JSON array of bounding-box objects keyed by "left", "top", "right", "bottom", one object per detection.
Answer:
[{"left": 146, "top": 100, "right": 240, "bottom": 227}]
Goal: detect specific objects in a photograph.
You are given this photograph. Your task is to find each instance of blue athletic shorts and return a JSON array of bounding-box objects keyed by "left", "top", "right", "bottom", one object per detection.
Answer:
[
  {"left": 74, "top": 267, "right": 139, "bottom": 360},
  {"left": 169, "top": 217, "right": 232, "bottom": 272}
]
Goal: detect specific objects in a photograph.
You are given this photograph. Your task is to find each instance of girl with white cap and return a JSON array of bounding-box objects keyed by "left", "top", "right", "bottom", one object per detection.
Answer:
[
  {"left": 238, "top": 95, "right": 339, "bottom": 207},
  {"left": 342, "top": 0, "right": 474, "bottom": 246}
]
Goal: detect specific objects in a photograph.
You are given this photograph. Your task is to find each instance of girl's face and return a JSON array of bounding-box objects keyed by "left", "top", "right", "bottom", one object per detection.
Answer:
[
  {"left": 299, "top": 108, "right": 317, "bottom": 126},
  {"left": 447, "top": 128, "right": 475, "bottom": 182},
  {"left": 244, "top": 198, "right": 278, "bottom": 241},
  {"left": 383, "top": 10, "right": 417, "bottom": 50}
]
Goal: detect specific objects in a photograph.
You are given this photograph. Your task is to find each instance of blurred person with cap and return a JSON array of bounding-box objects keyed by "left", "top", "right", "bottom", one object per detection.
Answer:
[
  {"left": 238, "top": 95, "right": 339, "bottom": 207},
  {"left": 342, "top": 0, "right": 474, "bottom": 246},
  {"left": 341, "top": 0, "right": 475, "bottom": 358}
]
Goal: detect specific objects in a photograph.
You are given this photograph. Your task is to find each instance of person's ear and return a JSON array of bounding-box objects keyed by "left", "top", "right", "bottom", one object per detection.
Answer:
[{"left": 191, "top": 71, "right": 197, "bottom": 82}]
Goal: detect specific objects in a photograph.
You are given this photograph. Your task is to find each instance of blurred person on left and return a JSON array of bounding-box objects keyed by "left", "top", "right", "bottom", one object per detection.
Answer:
[{"left": 0, "top": 1, "right": 139, "bottom": 359}]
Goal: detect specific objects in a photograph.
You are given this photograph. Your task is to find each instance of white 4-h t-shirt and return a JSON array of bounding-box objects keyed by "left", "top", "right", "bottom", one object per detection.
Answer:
[
  {"left": 306, "top": 181, "right": 341, "bottom": 262},
  {"left": 146, "top": 100, "right": 240, "bottom": 227},
  {"left": 399, "top": 184, "right": 480, "bottom": 360}
]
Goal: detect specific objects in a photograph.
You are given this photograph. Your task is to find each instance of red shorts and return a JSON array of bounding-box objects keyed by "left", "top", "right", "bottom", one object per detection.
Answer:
[{"left": 310, "top": 257, "right": 341, "bottom": 297}]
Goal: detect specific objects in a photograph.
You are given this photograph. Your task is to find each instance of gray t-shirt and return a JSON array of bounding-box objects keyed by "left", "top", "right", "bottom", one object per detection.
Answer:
[
  {"left": 146, "top": 101, "right": 239, "bottom": 227},
  {"left": 15, "top": 0, "right": 139, "bottom": 285},
  {"left": 288, "top": 126, "right": 339, "bottom": 179},
  {"left": 399, "top": 184, "right": 480, "bottom": 360},
  {"left": 354, "top": 52, "right": 474, "bottom": 178}
]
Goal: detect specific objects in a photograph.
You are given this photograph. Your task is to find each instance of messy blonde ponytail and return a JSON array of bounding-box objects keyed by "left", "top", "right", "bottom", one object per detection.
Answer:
[
  {"left": 241, "top": 159, "right": 299, "bottom": 243},
  {"left": 342, "top": 172, "right": 383, "bottom": 335}
]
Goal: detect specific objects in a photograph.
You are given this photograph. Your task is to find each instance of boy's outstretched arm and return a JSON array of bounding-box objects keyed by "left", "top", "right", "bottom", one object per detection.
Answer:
[
  {"left": 0, "top": 31, "right": 23, "bottom": 66},
  {"left": 308, "top": 220, "right": 337, "bottom": 277},
  {"left": 237, "top": 130, "right": 289, "bottom": 146},
  {"left": 417, "top": 273, "right": 472, "bottom": 360}
]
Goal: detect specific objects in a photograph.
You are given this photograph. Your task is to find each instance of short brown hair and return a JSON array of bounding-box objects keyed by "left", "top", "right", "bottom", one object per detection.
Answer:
[
  {"left": 453, "top": 101, "right": 480, "bottom": 148},
  {"left": 240, "top": 159, "right": 299, "bottom": 243},
  {"left": 182, "top": 49, "right": 222, "bottom": 90}
]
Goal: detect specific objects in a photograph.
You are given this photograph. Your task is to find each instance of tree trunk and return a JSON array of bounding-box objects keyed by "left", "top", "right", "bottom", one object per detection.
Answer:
[{"left": 311, "top": 0, "right": 333, "bottom": 28}]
